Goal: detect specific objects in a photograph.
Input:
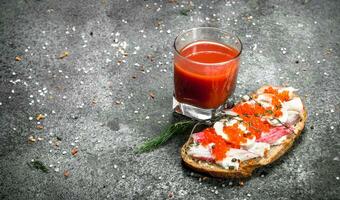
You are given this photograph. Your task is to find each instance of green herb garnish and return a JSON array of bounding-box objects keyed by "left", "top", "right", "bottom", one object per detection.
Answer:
[
  {"left": 180, "top": 9, "right": 190, "bottom": 16},
  {"left": 27, "top": 160, "right": 49, "bottom": 173},
  {"left": 136, "top": 120, "right": 195, "bottom": 153},
  {"left": 266, "top": 110, "right": 273, "bottom": 114}
]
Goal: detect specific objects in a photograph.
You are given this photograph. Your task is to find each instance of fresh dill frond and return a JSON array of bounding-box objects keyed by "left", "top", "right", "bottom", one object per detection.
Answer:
[
  {"left": 27, "top": 160, "right": 49, "bottom": 173},
  {"left": 136, "top": 120, "right": 195, "bottom": 153},
  {"left": 180, "top": 9, "right": 190, "bottom": 16}
]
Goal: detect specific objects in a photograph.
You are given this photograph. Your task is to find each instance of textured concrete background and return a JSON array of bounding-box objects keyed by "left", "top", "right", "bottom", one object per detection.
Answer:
[{"left": 0, "top": 0, "right": 339, "bottom": 199}]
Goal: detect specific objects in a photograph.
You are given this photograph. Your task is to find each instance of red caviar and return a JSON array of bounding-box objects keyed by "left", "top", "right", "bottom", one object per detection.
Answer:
[
  {"left": 263, "top": 86, "right": 290, "bottom": 117},
  {"left": 232, "top": 103, "right": 267, "bottom": 116},
  {"left": 199, "top": 128, "right": 230, "bottom": 161},
  {"left": 264, "top": 87, "right": 290, "bottom": 104},
  {"left": 242, "top": 115, "right": 270, "bottom": 138},
  {"left": 232, "top": 103, "right": 272, "bottom": 138},
  {"left": 223, "top": 123, "right": 251, "bottom": 148},
  {"left": 197, "top": 87, "right": 292, "bottom": 161}
]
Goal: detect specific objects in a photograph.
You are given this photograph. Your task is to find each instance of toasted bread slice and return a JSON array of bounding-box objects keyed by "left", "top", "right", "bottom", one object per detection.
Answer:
[{"left": 181, "top": 86, "right": 307, "bottom": 178}]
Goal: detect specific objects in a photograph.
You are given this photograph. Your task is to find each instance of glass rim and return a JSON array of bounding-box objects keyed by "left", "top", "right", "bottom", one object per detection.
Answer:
[{"left": 173, "top": 27, "right": 243, "bottom": 66}]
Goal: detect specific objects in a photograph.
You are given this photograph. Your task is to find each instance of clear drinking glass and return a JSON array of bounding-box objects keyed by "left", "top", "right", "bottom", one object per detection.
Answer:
[{"left": 173, "top": 27, "right": 242, "bottom": 120}]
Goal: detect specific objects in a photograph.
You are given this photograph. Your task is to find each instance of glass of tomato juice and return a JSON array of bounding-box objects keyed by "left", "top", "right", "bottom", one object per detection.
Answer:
[{"left": 173, "top": 27, "right": 242, "bottom": 120}]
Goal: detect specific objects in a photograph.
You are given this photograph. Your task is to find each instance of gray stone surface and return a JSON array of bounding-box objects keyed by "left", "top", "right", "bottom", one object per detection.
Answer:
[{"left": 0, "top": 0, "right": 339, "bottom": 199}]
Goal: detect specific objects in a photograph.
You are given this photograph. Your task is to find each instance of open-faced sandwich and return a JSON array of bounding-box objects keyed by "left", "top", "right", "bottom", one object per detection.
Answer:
[{"left": 181, "top": 86, "right": 307, "bottom": 178}]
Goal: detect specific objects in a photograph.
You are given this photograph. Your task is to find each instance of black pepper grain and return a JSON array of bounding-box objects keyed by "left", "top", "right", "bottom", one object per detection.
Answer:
[{"left": 226, "top": 100, "right": 235, "bottom": 109}]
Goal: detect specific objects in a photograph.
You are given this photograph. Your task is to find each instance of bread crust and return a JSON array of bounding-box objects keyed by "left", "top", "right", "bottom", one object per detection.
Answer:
[{"left": 180, "top": 86, "right": 307, "bottom": 178}]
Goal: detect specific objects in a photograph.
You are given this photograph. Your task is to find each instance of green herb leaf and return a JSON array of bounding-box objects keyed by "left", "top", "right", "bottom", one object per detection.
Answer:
[
  {"left": 180, "top": 9, "right": 190, "bottom": 16},
  {"left": 136, "top": 120, "right": 195, "bottom": 153},
  {"left": 27, "top": 160, "right": 49, "bottom": 173},
  {"left": 266, "top": 110, "right": 273, "bottom": 114}
]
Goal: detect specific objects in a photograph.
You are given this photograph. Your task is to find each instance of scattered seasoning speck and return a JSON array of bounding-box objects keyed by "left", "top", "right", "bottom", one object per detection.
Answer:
[
  {"left": 36, "top": 114, "right": 45, "bottom": 120},
  {"left": 148, "top": 92, "right": 155, "bottom": 99},
  {"left": 28, "top": 135, "right": 36, "bottom": 143},
  {"left": 63, "top": 170, "right": 70, "bottom": 177},
  {"left": 59, "top": 51, "right": 69, "bottom": 59},
  {"left": 36, "top": 125, "right": 44, "bottom": 130},
  {"left": 168, "top": 192, "right": 174, "bottom": 198},
  {"left": 15, "top": 56, "right": 22, "bottom": 61},
  {"left": 71, "top": 147, "right": 78, "bottom": 156}
]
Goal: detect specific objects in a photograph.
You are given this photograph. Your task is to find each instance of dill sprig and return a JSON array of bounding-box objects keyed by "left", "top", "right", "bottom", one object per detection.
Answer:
[
  {"left": 136, "top": 120, "right": 195, "bottom": 153},
  {"left": 27, "top": 160, "right": 49, "bottom": 173},
  {"left": 180, "top": 9, "right": 190, "bottom": 16}
]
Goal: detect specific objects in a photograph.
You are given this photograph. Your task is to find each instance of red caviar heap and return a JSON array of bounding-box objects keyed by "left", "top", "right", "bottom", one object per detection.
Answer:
[
  {"left": 263, "top": 87, "right": 290, "bottom": 117},
  {"left": 263, "top": 87, "right": 290, "bottom": 102},
  {"left": 196, "top": 87, "right": 292, "bottom": 161},
  {"left": 223, "top": 124, "right": 252, "bottom": 148},
  {"left": 198, "top": 128, "right": 230, "bottom": 161}
]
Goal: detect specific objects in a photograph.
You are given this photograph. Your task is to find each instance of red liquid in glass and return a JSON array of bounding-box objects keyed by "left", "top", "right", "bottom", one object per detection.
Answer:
[{"left": 174, "top": 41, "right": 240, "bottom": 109}]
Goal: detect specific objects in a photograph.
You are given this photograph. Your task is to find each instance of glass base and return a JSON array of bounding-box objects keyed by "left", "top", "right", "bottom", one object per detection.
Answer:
[{"left": 173, "top": 96, "right": 224, "bottom": 120}]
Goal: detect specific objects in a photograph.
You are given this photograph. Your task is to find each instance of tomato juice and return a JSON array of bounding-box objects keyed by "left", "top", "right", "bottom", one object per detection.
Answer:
[{"left": 174, "top": 41, "right": 240, "bottom": 109}]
